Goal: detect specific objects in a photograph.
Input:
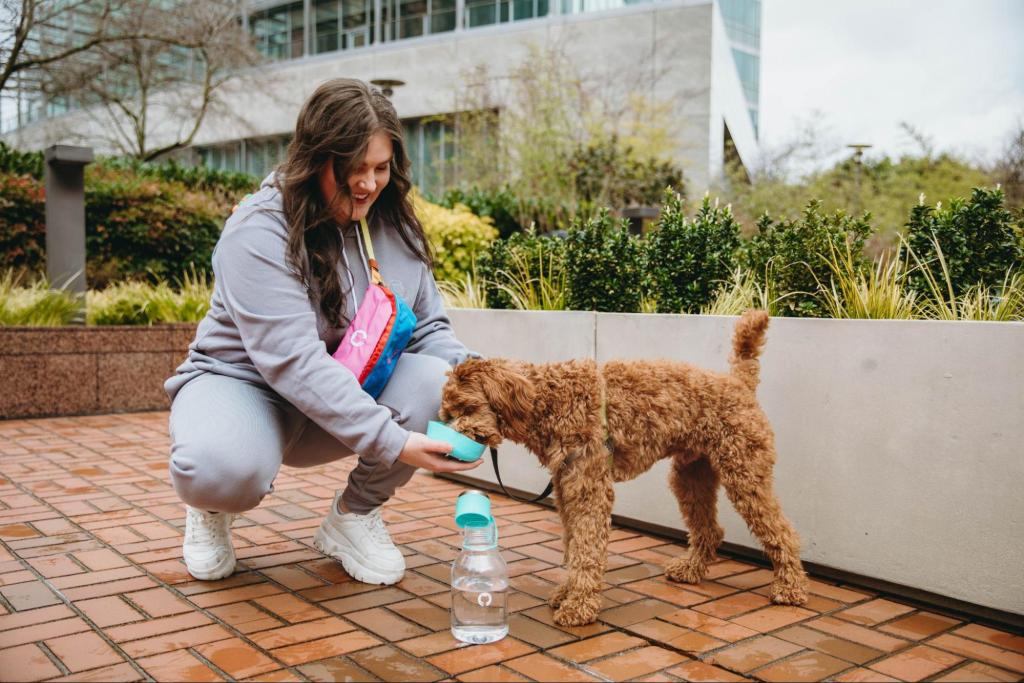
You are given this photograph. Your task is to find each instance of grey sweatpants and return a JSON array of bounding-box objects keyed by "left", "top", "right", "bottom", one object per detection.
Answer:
[{"left": 168, "top": 353, "right": 450, "bottom": 514}]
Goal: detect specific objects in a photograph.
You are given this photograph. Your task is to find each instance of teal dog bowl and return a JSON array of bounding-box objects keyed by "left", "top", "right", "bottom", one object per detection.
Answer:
[{"left": 427, "top": 421, "right": 486, "bottom": 462}]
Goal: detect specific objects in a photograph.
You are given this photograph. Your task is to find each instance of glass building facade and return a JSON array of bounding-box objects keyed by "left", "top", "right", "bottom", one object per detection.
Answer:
[
  {"left": 718, "top": 0, "right": 760, "bottom": 135},
  {"left": 5, "top": 0, "right": 760, "bottom": 187},
  {"left": 193, "top": 0, "right": 761, "bottom": 189}
]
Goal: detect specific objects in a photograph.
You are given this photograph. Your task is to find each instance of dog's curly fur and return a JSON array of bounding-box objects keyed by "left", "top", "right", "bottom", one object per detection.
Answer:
[{"left": 440, "top": 310, "right": 809, "bottom": 626}]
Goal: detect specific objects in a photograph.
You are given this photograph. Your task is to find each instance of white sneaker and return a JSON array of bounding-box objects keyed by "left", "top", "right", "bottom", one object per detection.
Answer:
[
  {"left": 312, "top": 493, "right": 405, "bottom": 585},
  {"left": 182, "top": 506, "right": 236, "bottom": 581}
]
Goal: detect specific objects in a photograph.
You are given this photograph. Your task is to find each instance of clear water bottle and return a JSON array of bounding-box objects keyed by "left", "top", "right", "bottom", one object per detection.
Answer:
[{"left": 451, "top": 491, "right": 508, "bottom": 644}]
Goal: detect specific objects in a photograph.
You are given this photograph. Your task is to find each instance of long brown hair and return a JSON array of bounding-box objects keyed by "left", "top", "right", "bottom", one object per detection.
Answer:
[{"left": 276, "top": 78, "right": 430, "bottom": 327}]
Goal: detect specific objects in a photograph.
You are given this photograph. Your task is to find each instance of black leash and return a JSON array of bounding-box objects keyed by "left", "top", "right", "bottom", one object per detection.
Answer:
[{"left": 489, "top": 446, "right": 553, "bottom": 503}]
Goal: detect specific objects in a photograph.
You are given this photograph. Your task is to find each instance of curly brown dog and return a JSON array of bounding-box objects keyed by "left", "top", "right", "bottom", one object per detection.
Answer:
[{"left": 440, "top": 310, "right": 809, "bottom": 626}]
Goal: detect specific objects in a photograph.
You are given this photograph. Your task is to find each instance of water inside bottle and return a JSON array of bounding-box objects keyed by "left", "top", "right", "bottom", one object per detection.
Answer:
[{"left": 451, "top": 574, "right": 509, "bottom": 644}]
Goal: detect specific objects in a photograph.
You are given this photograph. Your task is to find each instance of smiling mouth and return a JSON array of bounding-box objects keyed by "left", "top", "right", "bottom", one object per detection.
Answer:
[{"left": 353, "top": 193, "right": 370, "bottom": 203}]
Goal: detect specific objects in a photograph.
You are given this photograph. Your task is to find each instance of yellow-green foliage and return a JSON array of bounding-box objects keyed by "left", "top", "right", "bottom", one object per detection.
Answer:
[
  {"left": 0, "top": 270, "right": 80, "bottom": 326},
  {"left": 413, "top": 192, "right": 498, "bottom": 282},
  {"left": 86, "top": 268, "right": 213, "bottom": 325}
]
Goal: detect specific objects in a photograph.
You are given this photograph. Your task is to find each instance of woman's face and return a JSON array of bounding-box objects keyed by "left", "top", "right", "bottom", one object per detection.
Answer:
[{"left": 319, "top": 131, "right": 393, "bottom": 224}]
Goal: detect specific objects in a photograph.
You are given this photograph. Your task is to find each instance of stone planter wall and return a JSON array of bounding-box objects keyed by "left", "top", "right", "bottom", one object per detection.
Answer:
[{"left": 0, "top": 324, "right": 196, "bottom": 419}]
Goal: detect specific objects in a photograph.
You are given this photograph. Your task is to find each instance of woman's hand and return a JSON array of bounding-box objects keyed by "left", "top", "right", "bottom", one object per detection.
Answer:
[{"left": 397, "top": 432, "right": 484, "bottom": 473}]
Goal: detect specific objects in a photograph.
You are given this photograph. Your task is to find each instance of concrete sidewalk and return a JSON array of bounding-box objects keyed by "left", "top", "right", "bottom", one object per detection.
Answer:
[{"left": 0, "top": 413, "right": 1021, "bottom": 682}]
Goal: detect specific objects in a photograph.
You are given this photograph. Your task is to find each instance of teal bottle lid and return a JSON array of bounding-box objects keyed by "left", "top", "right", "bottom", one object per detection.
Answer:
[{"left": 454, "top": 490, "right": 492, "bottom": 528}]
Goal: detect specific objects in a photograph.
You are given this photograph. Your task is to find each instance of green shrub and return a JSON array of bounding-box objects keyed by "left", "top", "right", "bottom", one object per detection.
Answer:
[
  {"left": 476, "top": 229, "right": 566, "bottom": 310},
  {"left": 646, "top": 192, "right": 740, "bottom": 313},
  {"left": 0, "top": 270, "right": 80, "bottom": 326},
  {"left": 570, "top": 135, "right": 684, "bottom": 210},
  {"left": 565, "top": 209, "right": 645, "bottom": 312},
  {"left": 0, "top": 174, "right": 46, "bottom": 271},
  {"left": 740, "top": 201, "right": 873, "bottom": 317},
  {"left": 0, "top": 142, "right": 44, "bottom": 179},
  {"left": 413, "top": 192, "right": 498, "bottom": 283},
  {"left": 906, "top": 187, "right": 1023, "bottom": 296},
  {"left": 438, "top": 186, "right": 524, "bottom": 239},
  {"left": 102, "top": 157, "right": 257, "bottom": 199},
  {"left": 86, "top": 268, "right": 213, "bottom": 325},
  {"left": 0, "top": 148, "right": 251, "bottom": 285},
  {"left": 84, "top": 165, "right": 228, "bottom": 287}
]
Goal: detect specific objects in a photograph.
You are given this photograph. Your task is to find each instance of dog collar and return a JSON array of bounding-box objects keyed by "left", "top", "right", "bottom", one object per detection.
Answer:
[{"left": 598, "top": 369, "right": 614, "bottom": 472}]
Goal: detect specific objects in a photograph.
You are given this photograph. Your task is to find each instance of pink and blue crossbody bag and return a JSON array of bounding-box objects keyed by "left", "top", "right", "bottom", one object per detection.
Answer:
[{"left": 331, "top": 218, "right": 417, "bottom": 398}]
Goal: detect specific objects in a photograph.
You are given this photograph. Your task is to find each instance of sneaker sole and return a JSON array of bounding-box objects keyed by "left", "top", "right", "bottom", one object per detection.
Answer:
[
  {"left": 313, "top": 526, "right": 403, "bottom": 585},
  {"left": 184, "top": 549, "right": 236, "bottom": 581}
]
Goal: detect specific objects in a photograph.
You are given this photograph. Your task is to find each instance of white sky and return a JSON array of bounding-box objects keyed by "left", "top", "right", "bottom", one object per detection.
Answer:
[{"left": 758, "top": 0, "right": 1024, "bottom": 170}]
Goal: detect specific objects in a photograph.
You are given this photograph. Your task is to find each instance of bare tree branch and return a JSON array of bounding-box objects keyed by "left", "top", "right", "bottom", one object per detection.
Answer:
[{"left": 23, "top": 0, "right": 265, "bottom": 159}]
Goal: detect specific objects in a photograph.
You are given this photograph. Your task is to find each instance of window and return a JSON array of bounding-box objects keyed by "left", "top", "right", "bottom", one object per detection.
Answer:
[
  {"left": 719, "top": 0, "right": 761, "bottom": 49},
  {"left": 730, "top": 48, "right": 759, "bottom": 106},
  {"left": 314, "top": 0, "right": 340, "bottom": 53},
  {"left": 251, "top": 2, "right": 304, "bottom": 61},
  {"left": 404, "top": 116, "right": 458, "bottom": 197},
  {"left": 314, "top": 0, "right": 373, "bottom": 52},
  {"left": 197, "top": 136, "right": 291, "bottom": 177}
]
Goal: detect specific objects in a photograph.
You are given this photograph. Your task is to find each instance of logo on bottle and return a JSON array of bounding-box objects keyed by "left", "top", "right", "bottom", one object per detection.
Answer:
[{"left": 477, "top": 592, "right": 492, "bottom": 608}]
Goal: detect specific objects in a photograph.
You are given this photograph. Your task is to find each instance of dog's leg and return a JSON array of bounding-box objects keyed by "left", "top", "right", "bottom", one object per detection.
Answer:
[
  {"left": 718, "top": 446, "right": 809, "bottom": 605},
  {"left": 665, "top": 456, "right": 724, "bottom": 585},
  {"left": 551, "top": 472, "right": 614, "bottom": 627},
  {"left": 548, "top": 477, "right": 573, "bottom": 610}
]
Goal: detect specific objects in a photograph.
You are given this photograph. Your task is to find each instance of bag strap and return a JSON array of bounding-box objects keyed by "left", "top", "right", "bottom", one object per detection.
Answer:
[{"left": 358, "top": 218, "right": 383, "bottom": 286}]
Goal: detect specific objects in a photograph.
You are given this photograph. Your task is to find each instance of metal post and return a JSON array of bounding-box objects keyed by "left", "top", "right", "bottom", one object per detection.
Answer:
[{"left": 44, "top": 145, "right": 94, "bottom": 324}]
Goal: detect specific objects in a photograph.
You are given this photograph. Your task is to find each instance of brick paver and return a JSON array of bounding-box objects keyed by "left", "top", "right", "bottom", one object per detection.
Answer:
[{"left": 0, "top": 412, "right": 1021, "bottom": 681}]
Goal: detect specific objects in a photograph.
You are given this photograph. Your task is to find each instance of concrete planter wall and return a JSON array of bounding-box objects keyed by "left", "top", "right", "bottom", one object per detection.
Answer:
[
  {"left": 445, "top": 309, "right": 1024, "bottom": 619},
  {"left": 0, "top": 324, "right": 195, "bottom": 419}
]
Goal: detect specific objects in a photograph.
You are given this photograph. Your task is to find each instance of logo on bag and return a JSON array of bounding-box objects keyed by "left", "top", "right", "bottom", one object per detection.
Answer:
[{"left": 351, "top": 329, "right": 368, "bottom": 347}]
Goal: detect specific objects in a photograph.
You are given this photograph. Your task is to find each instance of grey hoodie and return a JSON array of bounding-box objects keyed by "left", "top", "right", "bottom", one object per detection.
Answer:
[{"left": 165, "top": 175, "right": 472, "bottom": 467}]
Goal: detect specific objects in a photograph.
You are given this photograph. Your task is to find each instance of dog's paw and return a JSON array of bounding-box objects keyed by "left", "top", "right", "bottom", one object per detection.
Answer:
[
  {"left": 769, "top": 577, "right": 809, "bottom": 605},
  {"left": 552, "top": 594, "right": 601, "bottom": 626},
  {"left": 548, "top": 582, "right": 570, "bottom": 609},
  {"left": 664, "top": 557, "right": 706, "bottom": 584}
]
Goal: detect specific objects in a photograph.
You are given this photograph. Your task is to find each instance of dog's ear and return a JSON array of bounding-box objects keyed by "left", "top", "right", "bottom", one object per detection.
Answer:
[{"left": 479, "top": 360, "right": 535, "bottom": 432}]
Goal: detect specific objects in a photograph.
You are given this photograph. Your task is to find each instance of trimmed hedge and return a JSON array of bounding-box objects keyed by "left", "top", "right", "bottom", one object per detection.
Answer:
[
  {"left": 740, "top": 201, "right": 873, "bottom": 317},
  {"left": 646, "top": 192, "right": 740, "bottom": 313},
  {"left": 565, "top": 209, "right": 645, "bottom": 313},
  {"left": 906, "top": 187, "right": 1024, "bottom": 296}
]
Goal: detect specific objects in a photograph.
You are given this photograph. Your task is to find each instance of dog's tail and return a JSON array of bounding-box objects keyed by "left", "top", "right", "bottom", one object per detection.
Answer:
[{"left": 729, "top": 309, "right": 769, "bottom": 392}]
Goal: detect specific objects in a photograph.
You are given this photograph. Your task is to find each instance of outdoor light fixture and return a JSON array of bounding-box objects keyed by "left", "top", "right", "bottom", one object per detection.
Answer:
[
  {"left": 370, "top": 79, "right": 405, "bottom": 98},
  {"left": 847, "top": 143, "right": 873, "bottom": 213}
]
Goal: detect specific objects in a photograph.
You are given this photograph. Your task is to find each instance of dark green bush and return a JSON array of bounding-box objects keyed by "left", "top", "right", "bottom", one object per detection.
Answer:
[
  {"left": 476, "top": 229, "right": 566, "bottom": 309},
  {"left": 84, "top": 165, "right": 229, "bottom": 286},
  {"left": 906, "top": 187, "right": 1023, "bottom": 295},
  {"left": 570, "top": 135, "right": 685, "bottom": 209},
  {"left": 0, "top": 174, "right": 46, "bottom": 271},
  {"left": 646, "top": 191, "right": 740, "bottom": 313},
  {"left": 0, "top": 158, "right": 239, "bottom": 287},
  {"left": 439, "top": 185, "right": 524, "bottom": 239},
  {"left": 103, "top": 157, "right": 257, "bottom": 198},
  {"left": 565, "top": 209, "right": 645, "bottom": 312},
  {"left": 740, "top": 201, "right": 873, "bottom": 317},
  {"left": 0, "top": 142, "right": 44, "bottom": 179}
]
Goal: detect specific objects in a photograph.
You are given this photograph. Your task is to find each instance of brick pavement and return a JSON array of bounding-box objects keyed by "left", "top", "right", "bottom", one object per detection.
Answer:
[{"left": 0, "top": 412, "right": 1022, "bottom": 682}]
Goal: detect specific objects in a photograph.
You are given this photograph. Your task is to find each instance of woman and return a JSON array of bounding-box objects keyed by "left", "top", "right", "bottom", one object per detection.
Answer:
[{"left": 165, "top": 78, "right": 482, "bottom": 586}]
